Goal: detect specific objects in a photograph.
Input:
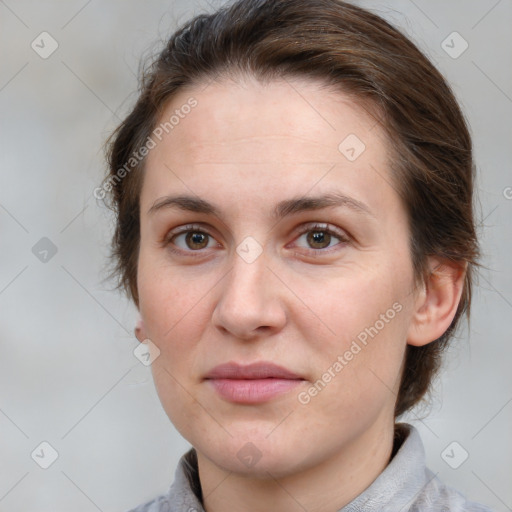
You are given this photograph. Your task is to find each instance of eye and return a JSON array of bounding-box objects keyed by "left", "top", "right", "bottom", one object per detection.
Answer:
[
  {"left": 293, "top": 223, "right": 349, "bottom": 252},
  {"left": 163, "top": 223, "right": 349, "bottom": 257},
  {"left": 164, "top": 225, "right": 219, "bottom": 254}
]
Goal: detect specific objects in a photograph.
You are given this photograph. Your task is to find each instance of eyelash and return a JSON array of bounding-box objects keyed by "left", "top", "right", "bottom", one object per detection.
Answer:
[{"left": 163, "top": 223, "right": 350, "bottom": 258}]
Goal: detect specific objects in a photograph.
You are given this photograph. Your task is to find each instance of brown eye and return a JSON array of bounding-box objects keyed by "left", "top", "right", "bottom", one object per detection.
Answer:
[
  {"left": 306, "top": 230, "right": 332, "bottom": 249},
  {"left": 293, "top": 223, "right": 349, "bottom": 253},
  {"left": 185, "top": 231, "right": 210, "bottom": 250},
  {"left": 166, "top": 226, "right": 218, "bottom": 254}
]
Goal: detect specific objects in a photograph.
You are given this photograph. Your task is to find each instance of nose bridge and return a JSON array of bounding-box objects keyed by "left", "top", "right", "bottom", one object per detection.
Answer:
[
  {"left": 224, "top": 229, "right": 270, "bottom": 299},
  {"left": 212, "top": 241, "right": 286, "bottom": 338},
  {"left": 224, "top": 243, "right": 270, "bottom": 307}
]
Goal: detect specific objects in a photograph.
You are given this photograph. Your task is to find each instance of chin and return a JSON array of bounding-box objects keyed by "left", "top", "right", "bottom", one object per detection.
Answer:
[{"left": 195, "top": 430, "right": 315, "bottom": 479}]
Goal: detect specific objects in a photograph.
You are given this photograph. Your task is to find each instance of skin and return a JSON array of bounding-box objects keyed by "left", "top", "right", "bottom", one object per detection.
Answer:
[{"left": 135, "top": 76, "right": 465, "bottom": 512}]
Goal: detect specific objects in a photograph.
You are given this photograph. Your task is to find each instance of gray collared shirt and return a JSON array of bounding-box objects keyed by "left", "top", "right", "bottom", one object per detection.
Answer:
[{"left": 128, "top": 423, "right": 493, "bottom": 512}]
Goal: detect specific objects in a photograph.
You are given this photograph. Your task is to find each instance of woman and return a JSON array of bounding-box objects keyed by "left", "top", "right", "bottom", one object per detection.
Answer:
[{"left": 102, "top": 0, "right": 492, "bottom": 510}]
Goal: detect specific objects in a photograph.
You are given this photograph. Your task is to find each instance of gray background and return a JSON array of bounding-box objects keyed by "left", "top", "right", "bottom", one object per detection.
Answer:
[{"left": 0, "top": 0, "right": 511, "bottom": 511}]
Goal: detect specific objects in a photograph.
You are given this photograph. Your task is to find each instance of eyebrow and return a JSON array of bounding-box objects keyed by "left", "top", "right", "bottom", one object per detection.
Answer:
[{"left": 147, "top": 192, "right": 375, "bottom": 220}]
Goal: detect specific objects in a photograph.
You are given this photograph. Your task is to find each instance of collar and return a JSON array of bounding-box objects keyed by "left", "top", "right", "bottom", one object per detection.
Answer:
[
  {"left": 166, "top": 423, "right": 430, "bottom": 512},
  {"left": 339, "top": 423, "right": 431, "bottom": 511}
]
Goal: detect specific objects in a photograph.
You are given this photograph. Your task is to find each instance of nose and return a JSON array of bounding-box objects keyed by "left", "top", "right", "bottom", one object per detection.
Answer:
[{"left": 211, "top": 249, "right": 287, "bottom": 340}]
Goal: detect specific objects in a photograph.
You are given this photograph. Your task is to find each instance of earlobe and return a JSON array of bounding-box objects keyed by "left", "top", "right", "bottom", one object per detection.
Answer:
[
  {"left": 407, "top": 257, "right": 467, "bottom": 347},
  {"left": 134, "top": 318, "right": 147, "bottom": 343}
]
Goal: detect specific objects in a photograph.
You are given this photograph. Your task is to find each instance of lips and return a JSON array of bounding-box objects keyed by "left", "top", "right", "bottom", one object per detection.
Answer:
[
  {"left": 204, "top": 362, "right": 305, "bottom": 403},
  {"left": 205, "top": 361, "right": 302, "bottom": 380}
]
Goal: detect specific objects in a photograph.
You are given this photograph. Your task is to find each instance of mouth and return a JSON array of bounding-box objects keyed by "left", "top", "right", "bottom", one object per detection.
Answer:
[{"left": 204, "top": 361, "right": 305, "bottom": 404}]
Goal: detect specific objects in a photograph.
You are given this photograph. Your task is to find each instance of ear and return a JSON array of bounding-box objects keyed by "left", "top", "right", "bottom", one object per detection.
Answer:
[
  {"left": 407, "top": 257, "right": 467, "bottom": 347},
  {"left": 134, "top": 318, "right": 148, "bottom": 343}
]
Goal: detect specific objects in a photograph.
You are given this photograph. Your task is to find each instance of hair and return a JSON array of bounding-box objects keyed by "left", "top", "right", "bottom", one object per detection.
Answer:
[{"left": 102, "top": 0, "right": 479, "bottom": 418}]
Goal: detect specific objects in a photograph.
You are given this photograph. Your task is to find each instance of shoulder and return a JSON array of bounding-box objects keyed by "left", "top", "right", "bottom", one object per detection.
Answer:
[
  {"left": 413, "top": 468, "right": 495, "bottom": 512},
  {"left": 126, "top": 494, "right": 171, "bottom": 512},
  {"left": 125, "top": 448, "right": 203, "bottom": 512},
  {"left": 362, "top": 423, "right": 495, "bottom": 512}
]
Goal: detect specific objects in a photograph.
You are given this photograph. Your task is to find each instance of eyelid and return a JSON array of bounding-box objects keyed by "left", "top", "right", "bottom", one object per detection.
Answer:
[
  {"left": 294, "top": 222, "right": 349, "bottom": 238},
  {"left": 163, "top": 222, "right": 351, "bottom": 255},
  {"left": 162, "top": 223, "right": 219, "bottom": 251},
  {"left": 289, "top": 222, "right": 351, "bottom": 251}
]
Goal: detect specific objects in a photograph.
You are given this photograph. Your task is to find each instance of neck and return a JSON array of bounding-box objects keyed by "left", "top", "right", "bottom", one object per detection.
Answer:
[{"left": 196, "top": 418, "right": 395, "bottom": 512}]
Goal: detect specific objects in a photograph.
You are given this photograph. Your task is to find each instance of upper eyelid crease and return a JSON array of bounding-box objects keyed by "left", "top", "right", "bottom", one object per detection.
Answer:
[
  {"left": 167, "top": 222, "right": 346, "bottom": 239},
  {"left": 167, "top": 223, "right": 349, "bottom": 253},
  {"left": 147, "top": 193, "right": 375, "bottom": 221}
]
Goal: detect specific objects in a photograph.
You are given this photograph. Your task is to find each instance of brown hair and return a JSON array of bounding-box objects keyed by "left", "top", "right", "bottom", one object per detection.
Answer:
[{"left": 102, "top": 0, "right": 479, "bottom": 417}]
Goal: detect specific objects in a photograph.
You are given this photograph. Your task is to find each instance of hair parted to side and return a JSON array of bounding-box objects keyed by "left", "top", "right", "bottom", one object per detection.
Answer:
[{"left": 103, "top": 0, "right": 479, "bottom": 417}]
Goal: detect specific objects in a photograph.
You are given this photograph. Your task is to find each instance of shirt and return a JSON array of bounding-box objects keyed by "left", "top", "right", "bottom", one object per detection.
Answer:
[{"left": 127, "top": 423, "right": 494, "bottom": 512}]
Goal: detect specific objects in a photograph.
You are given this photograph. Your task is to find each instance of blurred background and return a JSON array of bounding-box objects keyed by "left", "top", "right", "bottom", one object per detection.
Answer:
[{"left": 0, "top": 0, "right": 511, "bottom": 510}]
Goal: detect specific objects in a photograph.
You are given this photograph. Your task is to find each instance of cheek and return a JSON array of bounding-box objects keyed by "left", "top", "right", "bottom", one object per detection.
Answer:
[
  {"left": 137, "top": 249, "right": 210, "bottom": 341},
  {"left": 150, "top": 361, "right": 208, "bottom": 441},
  {"left": 294, "top": 262, "right": 409, "bottom": 346},
  {"left": 137, "top": 251, "right": 219, "bottom": 384},
  {"left": 293, "top": 264, "right": 411, "bottom": 404}
]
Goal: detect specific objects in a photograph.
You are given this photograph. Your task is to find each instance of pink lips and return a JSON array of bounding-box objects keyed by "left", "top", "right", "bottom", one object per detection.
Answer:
[{"left": 204, "top": 362, "right": 305, "bottom": 404}]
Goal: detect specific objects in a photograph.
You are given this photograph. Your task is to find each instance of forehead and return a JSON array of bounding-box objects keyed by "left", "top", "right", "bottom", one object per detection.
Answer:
[
  {"left": 157, "top": 76, "right": 381, "bottom": 160},
  {"left": 141, "top": 76, "right": 399, "bottom": 219}
]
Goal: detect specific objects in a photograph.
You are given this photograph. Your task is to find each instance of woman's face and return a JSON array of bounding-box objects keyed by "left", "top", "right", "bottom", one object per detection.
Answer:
[{"left": 137, "top": 77, "right": 418, "bottom": 477}]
